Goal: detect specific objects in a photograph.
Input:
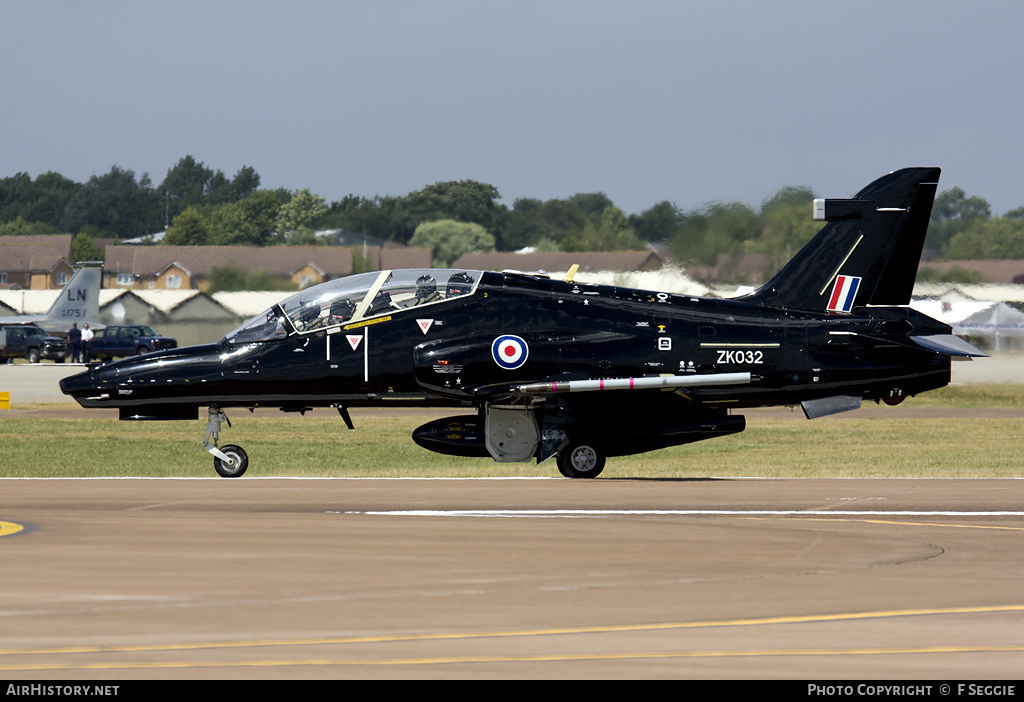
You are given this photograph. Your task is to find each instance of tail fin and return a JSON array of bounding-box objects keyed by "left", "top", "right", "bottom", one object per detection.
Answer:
[
  {"left": 739, "top": 167, "right": 940, "bottom": 311},
  {"left": 42, "top": 266, "right": 101, "bottom": 326}
]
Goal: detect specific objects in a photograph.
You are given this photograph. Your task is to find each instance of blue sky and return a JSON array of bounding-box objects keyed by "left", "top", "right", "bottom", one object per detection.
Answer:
[{"left": 2, "top": 1, "right": 1022, "bottom": 216}]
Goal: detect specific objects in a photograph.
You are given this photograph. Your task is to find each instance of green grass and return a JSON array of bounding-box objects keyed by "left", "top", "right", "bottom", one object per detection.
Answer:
[
  {"left": 901, "top": 383, "right": 1024, "bottom": 409},
  {"left": 1, "top": 385, "right": 1021, "bottom": 478}
]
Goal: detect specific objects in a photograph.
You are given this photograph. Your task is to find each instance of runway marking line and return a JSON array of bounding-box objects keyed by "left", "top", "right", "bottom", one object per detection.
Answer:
[
  {"left": 7, "top": 644, "right": 1024, "bottom": 672},
  {"left": 3, "top": 604, "right": 1024, "bottom": 672},
  {"left": 349, "top": 508, "right": 1024, "bottom": 531},
  {"left": 0, "top": 521, "right": 24, "bottom": 537}
]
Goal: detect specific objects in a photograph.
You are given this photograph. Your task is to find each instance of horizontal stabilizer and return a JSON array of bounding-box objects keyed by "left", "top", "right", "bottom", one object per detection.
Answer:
[
  {"left": 515, "top": 372, "right": 751, "bottom": 395},
  {"left": 812, "top": 198, "right": 878, "bottom": 221},
  {"left": 801, "top": 395, "right": 862, "bottom": 419},
  {"left": 911, "top": 334, "right": 989, "bottom": 357}
]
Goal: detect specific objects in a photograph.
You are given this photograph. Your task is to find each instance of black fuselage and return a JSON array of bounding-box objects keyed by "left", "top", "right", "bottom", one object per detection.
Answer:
[{"left": 60, "top": 270, "right": 951, "bottom": 419}]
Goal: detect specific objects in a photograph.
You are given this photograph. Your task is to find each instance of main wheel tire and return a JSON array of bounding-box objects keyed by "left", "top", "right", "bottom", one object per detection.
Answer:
[
  {"left": 556, "top": 441, "right": 606, "bottom": 478},
  {"left": 213, "top": 444, "right": 248, "bottom": 478},
  {"left": 27, "top": 348, "right": 40, "bottom": 364}
]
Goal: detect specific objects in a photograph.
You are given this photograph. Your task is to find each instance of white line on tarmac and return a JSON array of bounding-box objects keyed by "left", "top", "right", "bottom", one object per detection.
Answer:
[{"left": 348, "top": 509, "right": 1024, "bottom": 518}]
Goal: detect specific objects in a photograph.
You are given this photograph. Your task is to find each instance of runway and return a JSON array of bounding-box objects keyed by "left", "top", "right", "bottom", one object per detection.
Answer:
[{"left": 2, "top": 477, "right": 1024, "bottom": 679}]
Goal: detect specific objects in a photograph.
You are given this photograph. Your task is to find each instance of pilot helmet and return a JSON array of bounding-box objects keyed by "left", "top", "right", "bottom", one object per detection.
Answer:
[
  {"left": 331, "top": 298, "right": 357, "bottom": 321},
  {"left": 446, "top": 272, "right": 474, "bottom": 296},
  {"left": 416, "top": 274, "right": 437, "bottom": 299}
]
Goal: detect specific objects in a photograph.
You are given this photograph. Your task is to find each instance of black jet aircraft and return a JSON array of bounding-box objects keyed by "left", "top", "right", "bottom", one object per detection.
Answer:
[{"left": 61, "top": 167, "right": 986, "bottom": 478}]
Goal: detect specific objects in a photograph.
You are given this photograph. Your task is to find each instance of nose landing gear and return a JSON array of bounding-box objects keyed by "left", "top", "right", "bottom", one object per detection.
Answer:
[{"left": 204, "top": 407, "right": 249, "bottom": 478}]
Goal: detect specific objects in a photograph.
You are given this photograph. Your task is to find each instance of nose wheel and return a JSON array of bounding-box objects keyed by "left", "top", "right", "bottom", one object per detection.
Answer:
[
  {"left": 204, "top": 407, "right": 249, "bottom": 478},
  {"left": 213, "top": 444, "right": 249, "bottom": 478}
]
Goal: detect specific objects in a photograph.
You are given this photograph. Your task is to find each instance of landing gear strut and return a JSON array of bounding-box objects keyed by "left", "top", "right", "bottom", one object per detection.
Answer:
[{"left": 204, "top": 407, "right": 248, "bottom": 478}]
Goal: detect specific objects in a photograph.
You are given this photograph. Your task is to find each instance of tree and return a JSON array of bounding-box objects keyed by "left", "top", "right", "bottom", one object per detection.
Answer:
[
  {"left": 572, "top": 206, "right": 645, "bottom": 251},
  {"left": 0, "top": 171, "right": 81, "bottom": 228},
  {"left": 394, "top": 180, "right": 506, "bottom": 244},
  {"left": 670, "top": 202, "right": 760, "bottom": 267},
  {"left": 761, "top": 185, "right": 815, "bottom": 213},
  {"left": 71, "top": 232, "right": 102, "bottom": 262},
  {"left": 0, "top": 173, "right": 35, "bottom": 223},
  {"left": 31, "top": 171, "right": 81, "bottom": 226},
  {"left": 275, "top": 187, "right": 327, "bottom": 244},
  {"left": 928, "top": 187, "right": 991, "bottom": 253},
  {"left": 316, "top": 193, "right": 405, "bottom": 243},
  {"left": 498, "top": 197, "right": 545, "bottom": 251},
  {"left": 164, "top": 206, "right": 212, "bottom": 246},
  {"left": 208, "top": 190, "right": 286, "bottom": 245},
  {"left": 630, "top": 201, "right": 683, "bottom": 243},
  {"left": 409, "top": 219, "right": 496, "bottom": 267},
  {"left": 227, "top": 166, "right": 261, "bottom": 201},
  {"left": 916, "top": 266, "right": 988, "bottom": 284},
  {"left": 158, "top": 156, "right": 261, "bottom": 223},
  {"left": 568, "top": 192, "right": 614, "bottom": 217},
  {"left": 746, "top": 201, "right": 822, "bottom": 270},
  {"left": 159, "top": 155, "right": 215, "bottom": 221},
  {"left": 946, "top": 217, "right": 1024, "bottom": 259},
  {"left": 0, "top": 216, "right": 57, "bottom": 236},
  {"left": 207, "top": 264, "right": 295, "bottom": 292},
  {"left": 207, "top": 264, "right": 249, "bottom": 292},
  {"left": 60, "top": 166, "right": 162, "bottom": 238}
]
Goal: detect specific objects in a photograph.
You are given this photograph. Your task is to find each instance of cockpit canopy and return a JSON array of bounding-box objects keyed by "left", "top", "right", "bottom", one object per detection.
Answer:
[{"left": 224, "top": 269, "right": 482, "bottom": 344}]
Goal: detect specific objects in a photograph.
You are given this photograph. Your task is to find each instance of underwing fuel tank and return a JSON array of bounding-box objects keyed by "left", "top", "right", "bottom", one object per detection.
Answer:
[
  {"left": 412, "top": 412, "right": 747, "bottom": 460},
  {"left": 412, "top": 415, "right": 489, "bottom": 458}
]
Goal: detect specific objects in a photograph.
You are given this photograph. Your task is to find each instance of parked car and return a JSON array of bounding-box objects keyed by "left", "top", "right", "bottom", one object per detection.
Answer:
[
  {"left": 0, "top": 323, "right": 66, "bottom": 363},
  {"left": 89, "top": 325, "right": 177, "bottom": 361}
]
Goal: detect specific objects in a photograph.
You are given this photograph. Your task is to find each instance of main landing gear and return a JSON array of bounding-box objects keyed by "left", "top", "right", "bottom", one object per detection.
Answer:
[
  {"left": 556, "top": 440, "right": 606, "bottom": 479},
  {"left": 203, "top": 407, "right": 249, "bottom": 478}
]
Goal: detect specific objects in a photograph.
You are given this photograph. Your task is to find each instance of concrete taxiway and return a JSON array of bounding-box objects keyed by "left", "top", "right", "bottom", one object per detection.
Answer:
[
  {"left": 2, "top": 477, "right": 1023, "bottom": 679},
  {"left": 1, "top": 359, "right": 1022, "bottom": 678}
]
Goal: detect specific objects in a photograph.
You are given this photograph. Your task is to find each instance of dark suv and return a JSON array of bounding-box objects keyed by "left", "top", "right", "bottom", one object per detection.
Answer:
[
  {"left": 0, "top": 324, "right": 66, "bottom": 363},
  {"left": 89, "top": 325, "right": 177, "bottom": 361}
]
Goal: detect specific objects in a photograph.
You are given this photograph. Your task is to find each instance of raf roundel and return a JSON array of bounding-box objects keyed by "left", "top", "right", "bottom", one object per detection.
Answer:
[{"left": 491, "top": 335, "right": 529, "bottom": 370}]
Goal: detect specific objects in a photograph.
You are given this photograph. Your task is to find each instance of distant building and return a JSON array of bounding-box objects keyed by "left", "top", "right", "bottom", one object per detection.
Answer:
[
  {"left": 103, "top": 245, "right": 356, "bottom": 291},
  {"left": 101, "top": 244, "right": 436, "bottom": 291},
  {"left": 0, "top": 235, "right": 75, "bottom": 289}
]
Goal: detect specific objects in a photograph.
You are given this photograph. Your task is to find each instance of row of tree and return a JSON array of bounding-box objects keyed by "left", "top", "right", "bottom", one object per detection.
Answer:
[{"left": 1, "top": 157, "right": 1023, "bottom": 276}]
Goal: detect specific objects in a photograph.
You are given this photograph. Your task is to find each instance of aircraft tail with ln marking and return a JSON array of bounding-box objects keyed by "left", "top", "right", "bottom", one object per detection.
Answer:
[
  {"left": 44, "top": 266, "right": 101, "bottom": 325},
  {"left": 2, "top": 266, "right": 104, "bottom": 334},
  {"left": 739, "top": 167, "right": 940, "bottom": 312}
]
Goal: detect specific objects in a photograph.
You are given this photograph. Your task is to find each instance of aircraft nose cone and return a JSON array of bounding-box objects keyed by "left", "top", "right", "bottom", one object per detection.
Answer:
[
  {"left": 60, "top": 366, "right": 111, "bottom": 403},
  {"left": 60, "top": 368, "right": 95, "bottom": 396}
]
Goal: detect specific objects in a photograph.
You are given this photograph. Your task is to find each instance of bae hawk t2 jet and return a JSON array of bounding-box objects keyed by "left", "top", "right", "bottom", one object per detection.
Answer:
[{"left": 61, "top": 168, "right": 986, "bottom": 478}]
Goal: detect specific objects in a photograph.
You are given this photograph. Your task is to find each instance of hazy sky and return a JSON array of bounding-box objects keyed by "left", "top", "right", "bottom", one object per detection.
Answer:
[{"left": 2, "top": 1, "right": 1022, "bottom": 217}]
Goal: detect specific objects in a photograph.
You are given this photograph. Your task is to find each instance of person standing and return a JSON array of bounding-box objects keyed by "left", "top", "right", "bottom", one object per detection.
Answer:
[
  {"left": 66, "top": 322, "right": 82, "bottom": 363},
  {"left": 81, "top": 323, "right": 94, "bottom": 363}
]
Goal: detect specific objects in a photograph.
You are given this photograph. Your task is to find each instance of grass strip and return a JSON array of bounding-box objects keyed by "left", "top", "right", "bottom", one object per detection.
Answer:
[{"left": 2, "top": 385, "right": 1020, "bottom": 478}]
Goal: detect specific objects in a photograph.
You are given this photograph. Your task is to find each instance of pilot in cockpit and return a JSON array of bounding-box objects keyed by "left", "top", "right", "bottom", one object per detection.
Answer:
[
  {"left": 414, "top": 274, "right": 440, "bottom": 305},
  {"left": 330, "top": 298, "right": 358, "bottom": 324}
]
